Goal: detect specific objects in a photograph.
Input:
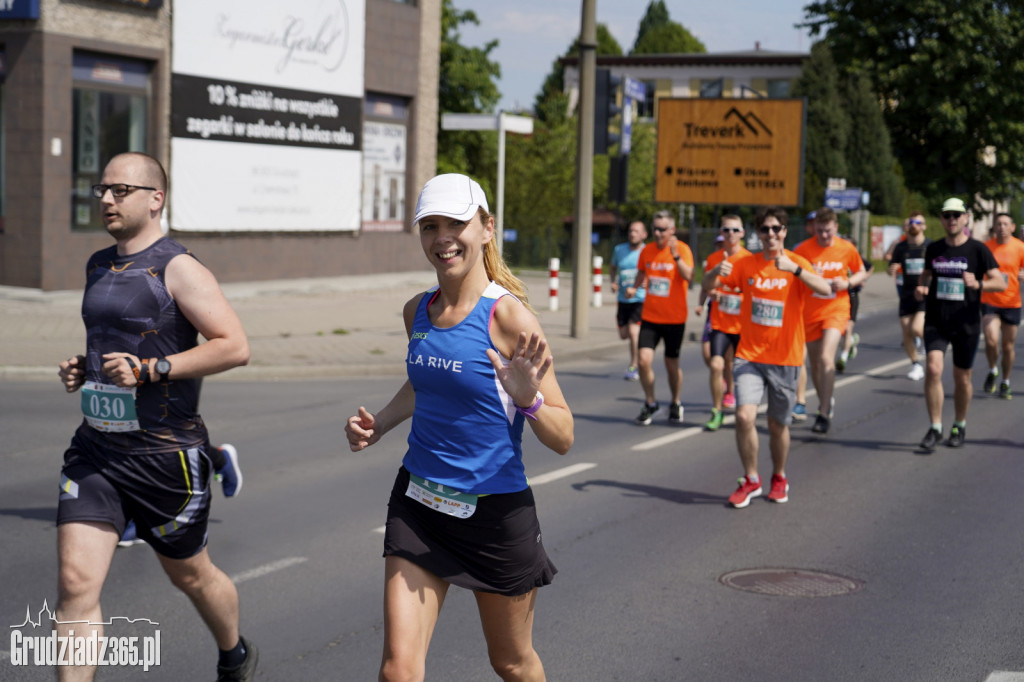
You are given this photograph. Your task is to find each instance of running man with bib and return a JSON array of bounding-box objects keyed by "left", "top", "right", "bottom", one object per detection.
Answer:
[
  {"left": 345, "top": 174, "right": 573, "bottom": 682},
  {"left": 915, "top": 198, "right": 1004, "bottom": 451},
  {"left": 55, "top": 153, "right": 256, "bottom": 681},
  {"left": 709, "top": 207, "right": 830, "bottom": 508}
]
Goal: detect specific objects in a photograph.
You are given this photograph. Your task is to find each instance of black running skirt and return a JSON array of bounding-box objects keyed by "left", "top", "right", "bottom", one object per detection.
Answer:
[{"left": 383, "top": 467, "right": 557, "bottom": 596}]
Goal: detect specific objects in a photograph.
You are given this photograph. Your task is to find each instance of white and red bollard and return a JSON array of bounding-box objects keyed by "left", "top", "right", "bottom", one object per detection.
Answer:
[
  {"left": 592, "top": 255, "right": 603, "bottom": 308},
  {"left": 548, "top": 257, "right": 560, "bottom": 311}
]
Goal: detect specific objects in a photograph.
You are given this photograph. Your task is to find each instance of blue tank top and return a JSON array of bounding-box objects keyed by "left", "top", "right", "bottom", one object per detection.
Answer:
[
  {"left": 403, "top": 282, "right": 528, "bottom": 495},
  {"left": 78, "top": 237, "right": 208, "bottom": 455}
]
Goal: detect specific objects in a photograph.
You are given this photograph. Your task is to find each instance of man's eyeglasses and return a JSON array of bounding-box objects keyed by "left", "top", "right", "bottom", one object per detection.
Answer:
[
  {"left": 721, "top": 227, "right": 742, "bottom": 234},
  {"left": 909, "top": 219, "right": 925, "bottom": 225},
  {"left": 652, "top": 227, "right": 671, "bottom": 233},
  {"left": 942, "top": 211, "right": 963, "bottom": 220},
  {"left": 758, "top": 224, "right": 785, "bottom": 234},
  {"left": 91, "top": 184, "right": 157, "bottom": 199}
]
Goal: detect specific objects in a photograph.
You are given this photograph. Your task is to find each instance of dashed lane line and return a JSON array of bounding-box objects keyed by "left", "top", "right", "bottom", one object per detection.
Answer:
[{"left": 632, "top": 358, "right": 912, "bottom": 452}]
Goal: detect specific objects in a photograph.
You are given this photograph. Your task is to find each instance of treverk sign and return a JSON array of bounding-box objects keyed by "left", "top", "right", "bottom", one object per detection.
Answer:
[{"left": 655, "top": 98, "right": 805, "bottom": 206}]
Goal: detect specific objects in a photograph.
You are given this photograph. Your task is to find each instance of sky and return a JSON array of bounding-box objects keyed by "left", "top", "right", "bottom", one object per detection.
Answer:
[{"left": 453, "top": 1, "right": 816, "bottom": 112}]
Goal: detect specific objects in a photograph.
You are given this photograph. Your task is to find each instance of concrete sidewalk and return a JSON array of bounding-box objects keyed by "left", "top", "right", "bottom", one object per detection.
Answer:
[{"left": 0, "top": 266, "right": 899, "bottom": 382}]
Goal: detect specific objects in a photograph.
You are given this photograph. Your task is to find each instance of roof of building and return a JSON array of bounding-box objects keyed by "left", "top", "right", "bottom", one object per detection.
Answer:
[{"left": 561, "top": 49, "right": 808, "bottom": 68}]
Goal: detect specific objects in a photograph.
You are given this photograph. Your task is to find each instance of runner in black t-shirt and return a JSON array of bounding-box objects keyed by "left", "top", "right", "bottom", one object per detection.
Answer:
[
  {"left": 914, "top": 198, "right": 1004, "bottom": 451},
  {"left": 888, "top": 212, "right": 930, "bottom": 380}
]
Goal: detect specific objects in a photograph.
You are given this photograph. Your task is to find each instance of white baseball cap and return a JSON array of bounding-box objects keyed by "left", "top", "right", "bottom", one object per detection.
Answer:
[{"left": 413, "top": 174, "right": 489, "bottom": 225}]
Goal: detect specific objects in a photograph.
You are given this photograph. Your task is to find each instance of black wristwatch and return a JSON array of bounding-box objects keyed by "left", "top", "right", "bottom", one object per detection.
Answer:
[{"left": 155, "top": 357, "right": 172, "bottom": 382}]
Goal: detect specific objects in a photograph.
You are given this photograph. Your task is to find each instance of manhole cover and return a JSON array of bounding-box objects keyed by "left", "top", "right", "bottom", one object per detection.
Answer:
[{"left": 719, "top": 568, "right": 863, "bottom": 597}]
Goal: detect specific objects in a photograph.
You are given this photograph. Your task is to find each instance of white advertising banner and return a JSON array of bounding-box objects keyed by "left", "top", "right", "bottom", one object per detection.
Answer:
[
  {"left": 361, "top": 121, "right": 407, "bottom": 232},
  {"left": 170, "top": 0, "right": 364, "bottom": 231}
]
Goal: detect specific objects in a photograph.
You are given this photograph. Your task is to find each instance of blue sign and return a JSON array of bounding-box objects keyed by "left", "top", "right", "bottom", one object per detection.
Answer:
[
  {"left": 825, "top": 188, "right": 862, "bottom": 211},
  {"left": 624, "top": 77, "right": 646, "bottom": 103},
  {"left": 503, "top": 229, "right": 517, "bottom": 243},
  {"left": 0, "top": 0, "right": 39, "bottom": 19}
]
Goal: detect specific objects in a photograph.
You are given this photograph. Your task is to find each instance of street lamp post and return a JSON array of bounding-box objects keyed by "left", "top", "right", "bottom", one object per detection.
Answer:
[{"left": 440, "top": 112, "right": 534, "bottom": 256}]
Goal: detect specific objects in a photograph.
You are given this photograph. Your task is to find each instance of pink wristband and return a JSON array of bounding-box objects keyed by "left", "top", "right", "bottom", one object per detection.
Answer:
[{"left": 516, "top": 392, "right": 544, "bottom": 421}]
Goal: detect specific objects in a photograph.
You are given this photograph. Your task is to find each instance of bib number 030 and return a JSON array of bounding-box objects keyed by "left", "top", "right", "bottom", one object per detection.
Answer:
[{"left": 81, "top": 381, "right": 140, "bottom": 432}]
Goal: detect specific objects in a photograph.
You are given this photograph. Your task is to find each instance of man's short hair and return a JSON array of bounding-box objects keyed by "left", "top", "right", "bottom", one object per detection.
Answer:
[
  {"left": 755, "top": 206, "right": 788, "bottom": 228},
  {"left": 995, "top": 212, "right": 1014, "bottom": 223},
  {"left": 721, "top": 214, "right": 742, "bottom": 226},
  {"left": 814, "top": 207, "right": 837, "bottom": 224},
  {"left": 652, "top": 209, "right": 675, "bottom": 225}
]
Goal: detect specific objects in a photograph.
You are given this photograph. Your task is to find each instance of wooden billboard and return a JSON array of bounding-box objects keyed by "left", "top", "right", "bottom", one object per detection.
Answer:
[{"left": 655, "top": 98, "right": 805, "bottom": 206}]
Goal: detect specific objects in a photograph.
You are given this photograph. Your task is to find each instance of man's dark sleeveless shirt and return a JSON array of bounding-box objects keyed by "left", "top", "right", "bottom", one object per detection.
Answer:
[{"left": 77, "top": 237, "right": 208, "bottom": 455}]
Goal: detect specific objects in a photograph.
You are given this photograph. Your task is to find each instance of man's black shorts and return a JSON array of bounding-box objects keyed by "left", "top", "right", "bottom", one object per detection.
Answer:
[
  {"left": 638, "top": 320, "right": 686, "bottom": 358},
  {"left": 57, "top": 427, "right": 213, "bottom": 559},
  {"left": 923, "top": 325, "right": 981, "bottom": 370},
  {"left": 982, "top": 304, "right": 1022, "bottom": 326},
  {"left": 616, "top": 301, "right": 643, "bottom": 328}
]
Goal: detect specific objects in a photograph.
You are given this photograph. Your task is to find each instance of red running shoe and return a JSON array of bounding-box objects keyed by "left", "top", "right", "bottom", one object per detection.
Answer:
[
  {"left": 728, "top": 476, "right": 762, "bottom": 508},
  {"left": 767, "top": 474, "right": 789, "bottom": 503}
]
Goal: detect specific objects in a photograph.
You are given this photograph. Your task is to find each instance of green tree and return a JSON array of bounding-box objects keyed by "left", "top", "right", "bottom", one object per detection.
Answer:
[
  {"left": 436, "top": 0, "right": 501, "bottom": 185},
  {"left": 841, "top": 71, "right": 904, "bottom": 215},
  {"left": 802, "top": 0, "right": 1024, "bottom": 207},
  {"left": 534, "top": 24, "right": 623, "bottom": 122},
  {"left": 793, "top": 41, "right": 849, "bottom": 213},
  {"left": 631, "top": 1, "right": 706, "bottom": 54}
]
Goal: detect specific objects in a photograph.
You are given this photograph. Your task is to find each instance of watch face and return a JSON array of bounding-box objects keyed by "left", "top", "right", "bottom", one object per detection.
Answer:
[{"left": 156, "top": 359, "right": 171, "bottom": 374}]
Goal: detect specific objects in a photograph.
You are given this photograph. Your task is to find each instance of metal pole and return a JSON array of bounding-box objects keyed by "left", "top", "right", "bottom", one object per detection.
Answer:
[
  {"left": 496, "top": 113, "right": 507, "bottom": 257},
  {"left": 571, "top": 0, "right": 596, "bottom": 338}
]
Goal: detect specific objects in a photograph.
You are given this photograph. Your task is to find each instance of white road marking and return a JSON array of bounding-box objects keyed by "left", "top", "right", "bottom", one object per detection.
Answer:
[
  {"left": 633, "top": 357, "right": 915, "bottom": 452},
  {"left": 372, "top": 463, "right": 599, "bottom": 533},
  {"left": 230, "top": 556, "right": 307, "bottom": 584},
  {"left": 984, "top": 673, "right": 1024, "bottom": 682}
]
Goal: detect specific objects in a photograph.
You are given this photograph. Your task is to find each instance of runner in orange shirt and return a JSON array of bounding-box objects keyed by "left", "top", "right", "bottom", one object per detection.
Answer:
[
  {"left": 699, "top": 215, "right": 751, "bottom": 430},
  {"left": 793, "top": 208, "right": 870, "bottom": 434},
  {"left": 633, "top": 210, "right": 694, "bottom": 425},
  {"left": 981, "top": 213, "right": 1024, "bottom": 399},
  {"left": 711, "top": 207, "right": 829, "bottom": 508}
]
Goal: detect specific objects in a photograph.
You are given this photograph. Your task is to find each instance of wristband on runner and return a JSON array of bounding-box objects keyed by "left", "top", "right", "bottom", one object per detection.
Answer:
[{"left": 516, "top": 392, "right": 544, "bottom": 421}]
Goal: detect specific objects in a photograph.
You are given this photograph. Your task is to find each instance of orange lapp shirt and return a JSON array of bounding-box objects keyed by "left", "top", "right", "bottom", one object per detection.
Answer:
[
  {"left": 705, "top": 246, "right": 752, "bottom": 334},
  {"left": 793, "top": 238, "right": 865, "bottom": 323},
  {"left": 720, "top": 251, "right": 815, "bottom": 367},
  {"left": 637, "top": 241, "right": 694, "bottom": 324},
  {"left": 981, "top": 236, "right": 1024, "bottom": 308}
]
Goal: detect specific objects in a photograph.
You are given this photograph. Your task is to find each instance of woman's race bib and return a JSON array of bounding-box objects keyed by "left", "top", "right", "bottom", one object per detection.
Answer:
[{"left": 406, "top": 473, "right": 478, "bottom": 518}]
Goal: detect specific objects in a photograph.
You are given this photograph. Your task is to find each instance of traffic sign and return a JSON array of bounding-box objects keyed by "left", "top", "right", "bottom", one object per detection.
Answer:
[{"left": 825, "top": 188, "right": 862, "bottom": 211}]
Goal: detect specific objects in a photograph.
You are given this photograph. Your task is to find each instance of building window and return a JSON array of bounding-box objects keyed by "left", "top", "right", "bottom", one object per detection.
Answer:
[
  {"left": 71, "top": 52, "right": 151, "bottom": 231},
  {"left": 766, "top": 79, "right": 791, "bottom": 98},
  {"left": 637, "top": 81, "right": 657, "bottom": 119}
]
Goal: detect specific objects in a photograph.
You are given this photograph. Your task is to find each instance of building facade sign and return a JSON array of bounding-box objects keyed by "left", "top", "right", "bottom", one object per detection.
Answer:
[{"left": 170, "top": 0, "right": 365, "bottom": 232}]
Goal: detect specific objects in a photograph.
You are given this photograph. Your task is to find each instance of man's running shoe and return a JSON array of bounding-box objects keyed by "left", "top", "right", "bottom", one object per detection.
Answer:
[
  {"left": 907, "top": 363, "right": 924, "bottom": 381},
  {"left": 792, "top": 403, "right": 807, "bottom": 422},
  {"left": 722, "top": 392, "right": 736, "bottom": 409},
  {"left": 704, "top": 409, "right": 724, "bottom": 431},
  {"left": 624, "top": 365, "right": 639, "bottom": 381},
  {"left": 811, "top": 414, "right": 831, "bottom": 434},
  {"left": 946, "top": 425, "right": 966, "bottom": 448},
  {"left": 728, "top": 476, "right": 763, "bottom": 508},
  {"left": 216, "top": 637, "right": 259, "bottom": 682},
  {"left": 215, "top": 444, "right": 243, "bottom": 498},
  {"left": 767, "top": 474, "right": 789, "bottom": 503},
  {"left": 919, "top": 427, "right": 942, "bottom": 451},
  {"left": 849, "top": 333, "right": 859, "bottom": 360},
  {"left": 999, "top": 382, "right": 1012, "bottom": 400},
  {"left": 836, "top": 352, "right": 847, "bottom": 373},
  {"left": 635, "top": 402, "right": 660, "bottom": 426},
  {"left": 118, "top": 520, "right": 145, "bottom": 548},
  {"left": 983, "top": 370, "right": 999, "bottom": 393},
  {"left": 668, "top": 402, "right": 684, "bottom": 423}
]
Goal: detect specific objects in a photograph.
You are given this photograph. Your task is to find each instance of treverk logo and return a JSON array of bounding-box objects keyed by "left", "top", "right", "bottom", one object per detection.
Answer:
[
  {"left": 8, "top": 601, "right": 161, "bottom": 672},
  {"left": 683, "top": 107, "right": 773, "bottom": 139}
]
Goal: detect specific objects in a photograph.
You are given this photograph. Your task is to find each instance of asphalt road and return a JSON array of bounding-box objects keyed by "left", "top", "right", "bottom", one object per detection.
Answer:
[{"left": 2, "top": 306, "right": 1024, "bottom": 681}]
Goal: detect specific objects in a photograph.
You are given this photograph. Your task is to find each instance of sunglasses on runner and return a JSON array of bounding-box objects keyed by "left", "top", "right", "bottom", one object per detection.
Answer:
[
  {"left": 721, "top": 227, "right": 742, "bottom": 233},
  {"left": 942, "top": 212, "right": 963, "bottom": 220},
  {"left": 758, "top": 224, "right": 785, "bottom": 234},
  {"left": 909, "top": 219, "right": 925, "bottom": 225}
]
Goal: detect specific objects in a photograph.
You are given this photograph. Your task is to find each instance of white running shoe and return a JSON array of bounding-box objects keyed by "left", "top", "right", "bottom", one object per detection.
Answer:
[{"left": 907, "top": 363, "right": 924, "bottom": 381}]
